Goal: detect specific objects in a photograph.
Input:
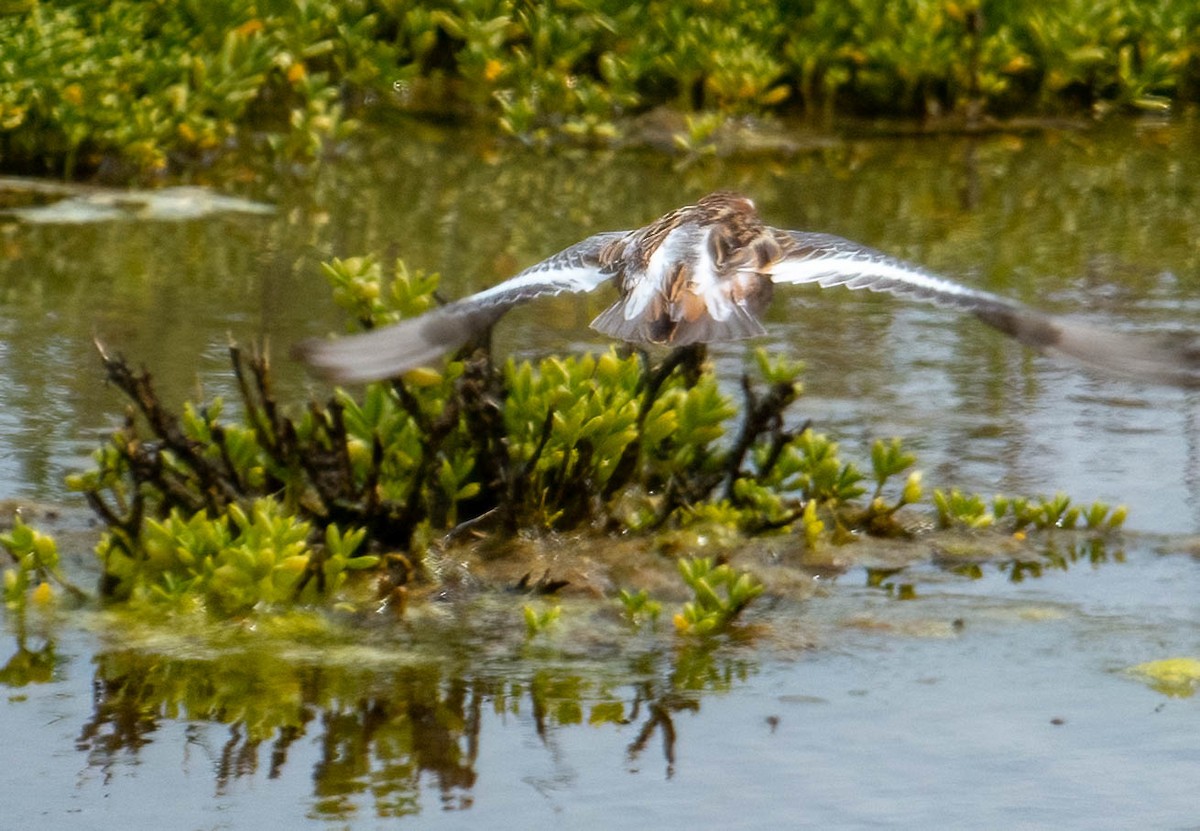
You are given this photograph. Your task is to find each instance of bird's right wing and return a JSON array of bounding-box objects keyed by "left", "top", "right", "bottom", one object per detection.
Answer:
[
  {"left": 771, "top": 230, "right": 1200, "bottom": 389},
  {"left": 770, "top": 231, "right": 1021, "bottom": 313},
  {"left": 295, "top": 231, "right": 629, "bottom": 383}
]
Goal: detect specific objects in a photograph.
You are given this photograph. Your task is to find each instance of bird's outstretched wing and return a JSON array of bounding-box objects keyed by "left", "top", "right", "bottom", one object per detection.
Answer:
[
  {"left": 770, "top": 230, "right": 1200, "bottom": 388},
  {"left": 295, "top": 231, "right": 628, "bottom": 383},
  {"left": 772, "top": 231, "right": 1025, "bottom": 313}
]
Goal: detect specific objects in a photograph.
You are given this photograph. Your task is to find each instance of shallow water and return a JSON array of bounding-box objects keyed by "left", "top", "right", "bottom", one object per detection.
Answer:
[
  {"left": 3, "top": 544, "right": 1197, "bottom": 828},
  {"left": 1, "top": 118, "right": 1199, "bottom": 827}
]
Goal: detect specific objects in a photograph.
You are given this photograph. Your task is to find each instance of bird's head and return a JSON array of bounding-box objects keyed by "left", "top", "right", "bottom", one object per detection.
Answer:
[{"left": 694, "top": 191, "right": 758, "bottom": 223}]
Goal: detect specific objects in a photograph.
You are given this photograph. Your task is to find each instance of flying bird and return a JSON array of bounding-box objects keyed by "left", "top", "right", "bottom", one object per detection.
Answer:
[{"left": 296, "top": 191, "right": 1199, "bottom": 388}]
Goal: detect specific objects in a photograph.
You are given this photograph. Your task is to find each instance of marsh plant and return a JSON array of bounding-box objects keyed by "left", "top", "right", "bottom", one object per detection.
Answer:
[
  {"left": 0, "top": 516, "right": 79, "bottom": 611},
  {"left": 672, "top": 556, "right": 764, "bottom": 636},
  {"left": 1, "top": 256, "right": 1124, "bottom": 627}
]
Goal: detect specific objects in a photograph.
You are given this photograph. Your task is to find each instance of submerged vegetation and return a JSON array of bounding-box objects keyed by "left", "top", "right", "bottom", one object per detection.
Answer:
[
  {"left": 2, "top": 0, "right": 1199, "bottom": 177},
  {"left": 1, "top": 255, "right": 1126, "bottom": 632}
]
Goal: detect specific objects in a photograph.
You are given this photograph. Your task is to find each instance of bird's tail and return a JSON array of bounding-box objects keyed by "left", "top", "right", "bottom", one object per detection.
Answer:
[{"left": 590, "top": 297, "right": 767, "bottom": 345}]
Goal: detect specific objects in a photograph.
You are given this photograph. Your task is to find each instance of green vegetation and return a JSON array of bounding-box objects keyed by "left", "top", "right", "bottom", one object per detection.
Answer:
[
  {"left": 0, "top": 0, "right": 363, "bottom": 178},
  {"left": 3, "top": 0, "right": 1199, "bottom": 177},
  {"left": 934, "top": 489, "right": 1128, "bottom": 531},
  {"left": 618, "top": 588, "right": 663, "bottom": 628},
  {"left": 522, "top": 601, "right": 561, "bottom": 637},
  {"left": 1128, "top": 658, "right": 1200, "bottom": 698},
  {"left": 0, "top": 255, "right": 1126, "bottom": 633},
  {"left": 672, "top": 556, "right": 764, "bottom": 636},
  {"left": 0, "top": 516, "right": 83, "bottom": 611}
]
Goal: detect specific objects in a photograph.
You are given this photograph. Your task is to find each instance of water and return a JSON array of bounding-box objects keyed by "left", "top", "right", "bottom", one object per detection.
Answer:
[
  {"left": 1, "top": 119, "right": 1198, "bottom": 828},
  {"left": 3, "top": 550, "right": 1197, "bottom": 828}
]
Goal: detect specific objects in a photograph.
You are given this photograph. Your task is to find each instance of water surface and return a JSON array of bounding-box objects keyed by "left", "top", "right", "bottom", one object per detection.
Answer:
[{"left": 1, "top": 118, "right": 1198, "bottom": 828}]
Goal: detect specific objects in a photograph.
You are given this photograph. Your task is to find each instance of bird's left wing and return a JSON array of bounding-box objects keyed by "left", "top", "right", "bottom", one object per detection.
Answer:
[
  {"left": 296, "top": 231, "right": 629, "bottom": 383},
  {"left": 769, "top": 230, "right": 1200, "bottom": 388}
]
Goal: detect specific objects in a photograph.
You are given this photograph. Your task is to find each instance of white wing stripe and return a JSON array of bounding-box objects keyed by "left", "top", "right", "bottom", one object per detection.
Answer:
[
  {"left": 299, "top": 198, "right": 1200, "bottom": 389},
  {"left": 297, "top": 231, "right": 628, "bottom": 382},
  {"left": 465, "top": 230, "right": 627, "bottom": 306},
  {"left": 467, "top": 266, "right": 608, "bottom": 306},
  {"left": 770, "top": 254, "right": 987, "bottom": 299}
]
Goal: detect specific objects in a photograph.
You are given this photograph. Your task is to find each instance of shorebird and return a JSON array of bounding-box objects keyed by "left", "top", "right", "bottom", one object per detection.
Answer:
[{"left": 296, "top": 191, "right": 1199, "bottom": 387}]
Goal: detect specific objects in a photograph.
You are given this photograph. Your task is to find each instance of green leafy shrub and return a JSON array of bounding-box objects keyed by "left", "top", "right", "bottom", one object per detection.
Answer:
[
  {"left": 617, "top": 588, "right": 663, "bottom": 628},
  {"left": 4, "top": 0, "right": 1200, "bottom": 175},
  {"left": 522, "top": 602, "right": 561, "bottom": 638},
  {"left": 105, "top": 500, "right": 373, "bottom": 615},
  {"left": 0, "top": 0, "right": 369, "bottom": 177}
]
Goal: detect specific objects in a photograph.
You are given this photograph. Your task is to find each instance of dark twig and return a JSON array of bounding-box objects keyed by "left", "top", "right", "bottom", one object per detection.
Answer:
[
  {"left": 231, "top": 343, "right": 279, "bottom": 457},
  {"left": 637, "top": 344, "right": 707, "bottom": 423},
  {"left": 506, "top": 407, "right": 555, "bottom": 526},
  {"left": 96, "top": 341, "right": 240, "bottom": 512},
  {"left": 722, "top": 378, "right": 798, "bottom": 501}
]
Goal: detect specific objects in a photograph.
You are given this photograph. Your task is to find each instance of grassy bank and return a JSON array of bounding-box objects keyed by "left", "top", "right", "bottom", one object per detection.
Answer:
[{"left": 1, "top": 0, "right": 1197, "bottom": 178}]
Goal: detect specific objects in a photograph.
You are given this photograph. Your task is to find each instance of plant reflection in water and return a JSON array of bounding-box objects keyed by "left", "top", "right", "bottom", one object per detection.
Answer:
[
  {"left": 64, "top": 638, "right": 752, "bottom": 817},
  {"left": 0, "top": 529, "right": 1128, "bottom": 821}
]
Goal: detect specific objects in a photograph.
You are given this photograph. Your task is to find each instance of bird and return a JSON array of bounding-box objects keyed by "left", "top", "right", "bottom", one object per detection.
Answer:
[{"left": 295, "top": 191, "right": 1200, "bottom": 388}]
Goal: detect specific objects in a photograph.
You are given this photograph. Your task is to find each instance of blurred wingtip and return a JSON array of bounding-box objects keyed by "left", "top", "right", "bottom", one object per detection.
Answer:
[
  {"left": 291, "top": 335, "right": 401, "bottom": 384},
  {"left": 292, "top": 300, "right": 512, "bottom": 384},
  {"left": 290, "top": 336, "right": 345, "bottom": 382},
  {"left": 975, "top": 305, "right": 1200, "bottom": 390},
  {"left": 291, "top": 314, "right": 470, "bottom": 384},
  {"left": 1049, "top": 320, "right": 1200, "bottom": 390}
]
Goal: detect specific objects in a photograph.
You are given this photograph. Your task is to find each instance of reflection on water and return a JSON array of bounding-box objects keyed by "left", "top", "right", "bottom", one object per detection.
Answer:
[
  {"left": 2, "top": 534, "right": 1198, "bottom": 826},
  {"left": 42, "top": 620, "right": 754, "bottom": 818},
  {"left": 79, "top": 651, "right": 487, "bottom": 815}
]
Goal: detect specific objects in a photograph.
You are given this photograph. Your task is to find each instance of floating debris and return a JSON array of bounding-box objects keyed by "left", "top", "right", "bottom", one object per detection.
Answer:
[
  {"left": 1127, "top": 657, "right": 1200, "bottom": 698},
  {"left": 0, "top": 178, "right": 273, "bottom": 224}
]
